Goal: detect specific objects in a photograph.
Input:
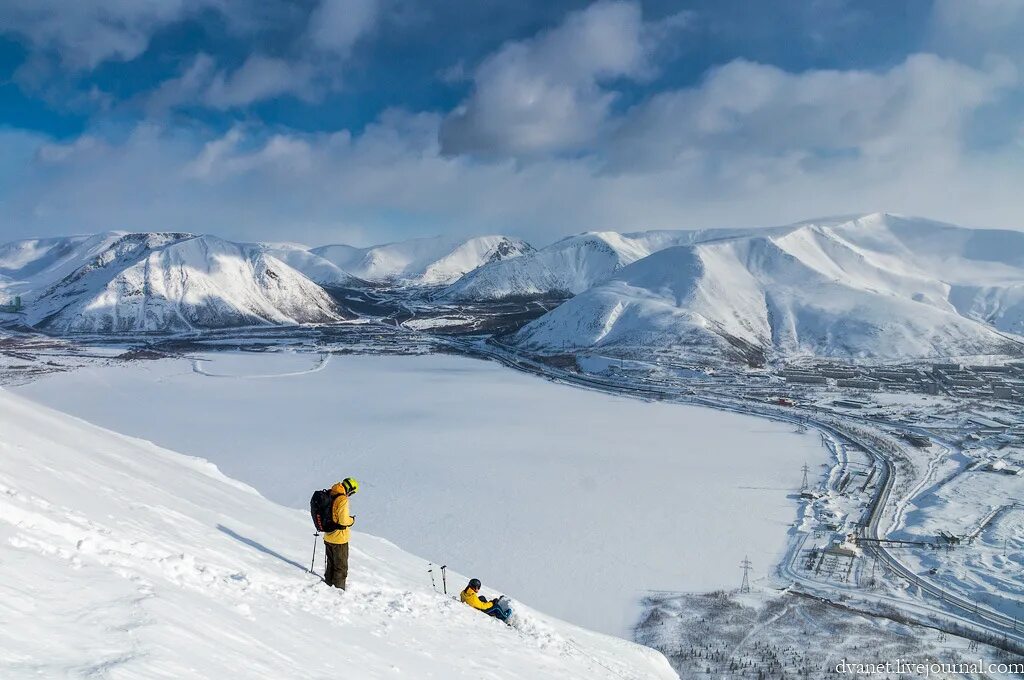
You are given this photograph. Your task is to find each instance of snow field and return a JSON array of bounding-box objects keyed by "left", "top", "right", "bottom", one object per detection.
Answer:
[
  {"left": 13, "top": 351, "right": 827, "bottom": 637},
  {"left": 0, "top": 388, "right": 676, "bottom": 679}
]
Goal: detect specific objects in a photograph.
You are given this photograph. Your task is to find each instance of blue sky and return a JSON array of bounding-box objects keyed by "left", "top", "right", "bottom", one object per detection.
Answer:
[{"left": 1, "top": 0, "right": 1022, "bottom": 246}]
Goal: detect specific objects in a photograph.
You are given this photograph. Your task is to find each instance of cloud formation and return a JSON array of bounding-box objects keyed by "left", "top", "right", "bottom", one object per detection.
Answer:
[
  {"left": 608, "top": 53, "right": 1015, "bottom": 172},
  {"left": 440, "top": 1, "right": 688, "bottom": 157},
  {"left": 2, "top": 0, "right": 1024, "bottom": 246},
  {"left": 0, "top": 0, "right": 224, "bottom": 69}
]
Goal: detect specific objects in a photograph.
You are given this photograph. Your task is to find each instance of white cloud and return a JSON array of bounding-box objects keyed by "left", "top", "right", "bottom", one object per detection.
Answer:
[
  {"left": 6, "top": 94, "right": 1024, "bottom": 249},
  {"left": 307, "top": 0, "right": 379, "bottom": 56},
  {"left": 928, "top": 0, "right": 1024, "bottom": 64},
  {"left": 144, "top": 53, "right": 218, "bottom": 112},
  {"left": 145, "top": 53, "right": 324, "bottom": 113},
  {"left": 186, "top": 126, "right": 316, "bottom": 178},
  {"left": 4, "top": 3, "right": 1024, "bottom": 246},
  {"left": 439, "top": 1, "right": 687, "bottom": 157},
  {"left": 0, "top": 0, "right": 229, "bottom": 70},
  {"left": 139, "top": 0, "right": 380, "bottom": 112},
  {"left": 203, "top": 55, "right": 318, "bottom": 109},
  {"left": 607, "top": 53, "right": 1016, "bottom": 172},
  {"left": 0, "top": 0, "right": 378, "bottom": 112}
]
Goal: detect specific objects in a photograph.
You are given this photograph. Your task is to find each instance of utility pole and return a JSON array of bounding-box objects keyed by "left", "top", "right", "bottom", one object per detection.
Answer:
[
  {"left": 800, "top": 463, "right": 810, "bottom": 491},
  {"left": 740, "top": 556, "right": 752, "bottom": 593}
]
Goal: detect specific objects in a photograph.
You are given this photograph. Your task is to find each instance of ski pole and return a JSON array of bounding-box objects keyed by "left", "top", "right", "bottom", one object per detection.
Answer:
[
  {"left": 428, "top": 564, "right": 437, "bottom": 592},
  {"left": 440, "top": 564, "right": 448, "bottom": 595},
  {"left": 310, "top": 532, "right": 320, "bottom": 574}
]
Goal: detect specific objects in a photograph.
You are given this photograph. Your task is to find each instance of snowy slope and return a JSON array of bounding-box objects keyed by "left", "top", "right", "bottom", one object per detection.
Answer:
[
  {"left": 311, "top": 235, "right": 532, "bottom": 285},
  {"left": 0, "top": 233, "right": 129, "bottom": 301},
  {"left": 513, "top": 214, "right": 1024, "bottom": 362},
  {"left": 24, "top": 233, "right": 341, "bottom": 333},
  {"left": 262, "top": 242, "right": 361, "bottom": 287},
  {"left": 444, "top": 229, "right": 757, "bottom": 301},
  {"left": 0, "top": 388, "right": 677, "bottom": 679}
]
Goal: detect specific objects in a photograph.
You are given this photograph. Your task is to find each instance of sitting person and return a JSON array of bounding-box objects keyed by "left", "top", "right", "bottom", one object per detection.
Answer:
[{"left": 459, "top": 578, "right": 512, "bottom": 623}]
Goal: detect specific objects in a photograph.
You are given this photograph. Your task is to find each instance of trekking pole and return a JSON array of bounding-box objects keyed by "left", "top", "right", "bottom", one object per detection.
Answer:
[
  {"left": 310, "top": 532, "right": 320, "bottom": 574},
  {"left": 440, "top": 565, "right": 448, "bottom": 595},
  {"left": 428, "top": 564, "right": 437, "bottom": 592}
]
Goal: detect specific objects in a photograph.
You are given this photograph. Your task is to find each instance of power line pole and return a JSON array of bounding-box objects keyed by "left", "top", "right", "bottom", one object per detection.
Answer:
[
  {"left": 801, "top": 463, "right": 810, "bottom": 491},
  {"left": 740, "top": 556, "right": 752, "bottom": 593}
]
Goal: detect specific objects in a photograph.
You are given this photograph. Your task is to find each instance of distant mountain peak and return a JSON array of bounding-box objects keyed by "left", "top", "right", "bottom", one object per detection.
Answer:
[
  {"left": 305, "top": 234, "right": 532, "bottom": 285},
  {"left": 11, "top": 232, "right": 341, "bottom": 333}
]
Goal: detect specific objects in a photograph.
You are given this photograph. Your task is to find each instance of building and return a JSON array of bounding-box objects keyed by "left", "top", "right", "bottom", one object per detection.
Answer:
[
  {"left": 932, "top": 363, "right": 962, "bottom": 372},
  {"left": 0, "top": 296, "right": 23, "bottom": 313},
  {"left": 820, "top": 368, "right": 859, "bottom": 379},
  {"left": 900, "top": 433, "right": 931, "bottom": 448},
  {"left": 981, "top": 460, "right": 1023, "bottom": 475},
  {"left": 836, "top": 378, "right": 880, "bottom": 390},
  {"left": 972, "top": 365, "right": 1015, "bottom": 374},
  {"left": 871, "top": 369, "right": 918, "bottom": 381},
  {"left": 993, "top": 385, "right": 1016, "bottom": 399},
  {"left": 949, "top": 377, "right": 986, "bottom": 388},
  {"left": 785, "top": 374, "right": 828, "bottom": 385},
  {"left": 966, "top": 414, "right": 1007, "bottom": 431},
  {"left": 832, "top": 398, "right": 874, "bottom": 409}
]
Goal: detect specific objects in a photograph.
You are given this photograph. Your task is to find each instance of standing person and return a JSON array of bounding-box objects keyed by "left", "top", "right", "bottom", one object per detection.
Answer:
[{"left": 323, "top": 478, "right": 358, "bottom": 589}]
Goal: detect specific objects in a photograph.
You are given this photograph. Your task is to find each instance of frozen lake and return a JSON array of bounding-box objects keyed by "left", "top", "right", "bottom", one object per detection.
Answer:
[{"left": 14, "top": 351, "right": 826, "bottom": 636}]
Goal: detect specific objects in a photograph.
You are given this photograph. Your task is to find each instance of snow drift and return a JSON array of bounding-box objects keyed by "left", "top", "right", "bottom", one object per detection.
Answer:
[
  {"left": 513, "top": 214, "right": 1024, "bottom": 362},
  {"left": 19, "top": 233, "right": 341, "bottom": 333},
  {"left": 310, "top": 235, "right": 532, "bottom": 285},
  {"left": 0, "top": 388, "right": 676, "bottom": 679}
]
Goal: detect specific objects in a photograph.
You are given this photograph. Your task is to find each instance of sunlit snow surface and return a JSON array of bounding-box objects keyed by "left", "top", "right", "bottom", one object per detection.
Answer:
[
  {"left": 0, "top": 388, "right": 675, "bottom": 679},
  {"left": 14, "top": 350, "right": 826, "bottom": 636}
]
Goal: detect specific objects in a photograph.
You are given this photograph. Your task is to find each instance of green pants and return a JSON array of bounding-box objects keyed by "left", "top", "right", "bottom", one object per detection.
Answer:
[{"left": 324, "top": 541, "right": 349, "bottom": 589}]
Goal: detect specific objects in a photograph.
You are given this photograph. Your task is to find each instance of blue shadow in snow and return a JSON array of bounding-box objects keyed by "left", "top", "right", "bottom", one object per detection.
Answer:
[{"left": 217, "top": 524, "right": 311, "bottom": 574}]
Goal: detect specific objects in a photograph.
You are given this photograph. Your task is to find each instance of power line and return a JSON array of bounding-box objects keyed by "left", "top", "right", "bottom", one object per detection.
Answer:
[{"left": 801, "top": 462, "right": 810, "bottom": 490}]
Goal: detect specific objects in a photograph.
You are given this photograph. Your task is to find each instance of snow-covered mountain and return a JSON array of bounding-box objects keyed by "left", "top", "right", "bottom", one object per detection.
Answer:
[
  {"left": 19, "top": 232, "right": 341, "bottom": 333},
  {"left": 0, "top": 388, "right": 677, "bottom": 679},
  {"left": 262, "top": 242, "right": 361, "bottom": 287},
  {"left": 310, "top": 235, "right": 533, "bottom": 285},
  {"left": 513, "top": 214, "right": 1024, "bottom": 363},
  {"left": 0, "top": 232, "right": 129, "bottom": 299},
  {"left": 444, "top": 229, "right": 751, "bottom": 301}
]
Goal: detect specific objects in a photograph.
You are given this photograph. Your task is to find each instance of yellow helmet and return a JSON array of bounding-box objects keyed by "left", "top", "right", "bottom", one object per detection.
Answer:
[{"left": 342, "top": 477, "right": 359, "bottom": 495}]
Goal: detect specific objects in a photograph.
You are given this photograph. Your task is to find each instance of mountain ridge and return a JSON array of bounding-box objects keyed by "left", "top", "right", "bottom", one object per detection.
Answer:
[
  {"left": 511, "top": 214, "right": 1024, "bottom": 363},
  {"left": 18, "top": 233, "right": 342, "bottom": 333},
  {"left": 3, "top": 214, "right": 1023, "bottom": 362}
]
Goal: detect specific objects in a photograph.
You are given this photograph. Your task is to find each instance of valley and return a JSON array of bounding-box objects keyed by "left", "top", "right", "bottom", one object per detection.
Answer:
[{"left": 2, "top": 213, "right": 1023, "bottom": 676}]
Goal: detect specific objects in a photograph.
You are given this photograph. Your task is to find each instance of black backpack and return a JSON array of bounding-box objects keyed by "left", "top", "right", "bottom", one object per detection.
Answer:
[{"left": 310, "top": 489, "right": 345, "bottom": 532}]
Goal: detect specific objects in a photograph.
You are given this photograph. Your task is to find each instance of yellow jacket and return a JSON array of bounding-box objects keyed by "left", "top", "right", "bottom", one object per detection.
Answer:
[
  {"left": 323, "top": 482, "right": 354, "bottom": 545},
  {"left": 460, "top": 587, "right": 493, "bottom": 611}
]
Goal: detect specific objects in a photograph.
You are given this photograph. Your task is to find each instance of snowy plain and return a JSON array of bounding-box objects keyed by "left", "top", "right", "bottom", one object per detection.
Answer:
[
  {"left": 0, "top": 388, "right": 677, "bottom": 679},
  {"left": 13, "top": 350, "right": 827, "bottom": 636}
]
